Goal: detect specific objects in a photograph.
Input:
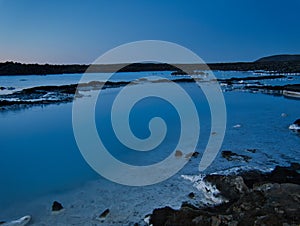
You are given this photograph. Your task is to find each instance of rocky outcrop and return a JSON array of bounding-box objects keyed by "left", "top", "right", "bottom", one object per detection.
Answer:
[{"left": 149, "top": 164, "right": 300, "bottom": 226}]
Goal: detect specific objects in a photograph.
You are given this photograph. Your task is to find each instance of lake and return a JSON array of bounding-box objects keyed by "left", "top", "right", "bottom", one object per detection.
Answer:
[{"left": 0, "top": 71, "right": 299, "bottom": 224}]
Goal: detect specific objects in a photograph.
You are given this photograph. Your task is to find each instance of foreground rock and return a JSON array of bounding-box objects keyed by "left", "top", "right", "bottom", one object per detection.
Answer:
[
  {"left": 52, "top": 201, "right": 64, "bottom": 212},
  {"left": 150, "top": 164, "right": 300, "bottom": 226},
  {"left": 289, "top": 119, "right": 300, "bottom": 132},
  {"left": 0, "top": 216, "right": 31, "bottom": 226}
]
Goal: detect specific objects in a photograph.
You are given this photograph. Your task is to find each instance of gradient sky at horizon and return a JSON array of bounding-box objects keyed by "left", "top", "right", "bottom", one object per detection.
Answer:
[{"left": 0, "top": 0, "right": 299, "bottom": 64}]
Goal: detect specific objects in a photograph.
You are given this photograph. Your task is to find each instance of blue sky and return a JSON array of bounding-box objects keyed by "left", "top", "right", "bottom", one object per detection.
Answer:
[{"left": 0, "top": 0, "right": 299, "bottom": 64}]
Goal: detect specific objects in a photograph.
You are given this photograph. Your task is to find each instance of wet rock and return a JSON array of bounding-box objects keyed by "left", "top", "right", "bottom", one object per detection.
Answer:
[
  {"left": 241, "top": 163, "right": 300, "bottom": 188},
  {"left": 192, "top": 151, "right": 199, "bottom": 158},
  {"left": 52, "top": 201, "right": 63, "bottom": 211},
  {"left": 204, "top": 175, "right": 249, "bottom": 201},
  {"left": 150, "top": 206, "right": 176, "bottom": 226},
  {"left": 150, "top": 164, "right": 300, "bottom": 226},
  {"left": 0, "top": 215, "right": 31, "bottom": 226},
  {"left": 294, "top": 119, "right": 300, "bottom": 125},
  {"left": 0, "top": 87, "right": 6, "bottom": 90},
  {"left": 188, "top": 192, "right": 195, "bottom": 199},
  {"left": 221, "top": 150, "right": 251, "bottom": 162},
  {"left": 150, "top": 183, "right": 300, "bottom": 226},
  {"left": 143, "top": 214, "right": 151, "bottom": 225},
  {"left": 289, "top": 118, "right": 300, "bottom": 131},
  {"left": 245, "top": 148, "right": 257, "bottom": 153},
  {"left": 171, "top": 70, "right": 188, "bottom": 76},
  {"left": 97, "top": 208, "right": 110, "bottom": 222}
]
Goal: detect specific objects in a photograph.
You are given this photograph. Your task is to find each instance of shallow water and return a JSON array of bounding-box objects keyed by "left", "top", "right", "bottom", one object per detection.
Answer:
[
  {"left": 0, "top": 72, "right": 299, "bottom": 223},
  {"left": 0, "top": 71, "right": 177, "bottom": 95}
]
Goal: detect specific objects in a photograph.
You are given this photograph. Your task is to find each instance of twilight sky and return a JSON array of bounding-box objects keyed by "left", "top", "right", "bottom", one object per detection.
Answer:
[{"left": 0, "top": 0, "right": 299, "bottom": 64}]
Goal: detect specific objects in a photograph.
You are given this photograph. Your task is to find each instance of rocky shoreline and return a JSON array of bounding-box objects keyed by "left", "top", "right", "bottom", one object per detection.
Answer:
[{"left": 149, "top": 164, "right": 300, "bottom": 226}]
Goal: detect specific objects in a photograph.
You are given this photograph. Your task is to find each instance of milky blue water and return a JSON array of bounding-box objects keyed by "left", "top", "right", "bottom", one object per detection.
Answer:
[
  {"left": 1, "top": 70, "right": 300, "bottom": 95},
  {"left": 0, "top": 71, "right": 178, "bottom": 95},
  {"left": 0, "top": 72, "right": 299, "bottom": 218}
]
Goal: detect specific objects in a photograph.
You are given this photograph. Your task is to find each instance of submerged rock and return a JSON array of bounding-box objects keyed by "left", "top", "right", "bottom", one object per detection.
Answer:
[{"left": 175, "top": 150, "right": 183, "bottom": 158}]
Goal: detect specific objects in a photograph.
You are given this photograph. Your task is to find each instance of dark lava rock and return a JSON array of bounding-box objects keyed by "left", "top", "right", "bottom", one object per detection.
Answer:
[
  {"left": 188, "top": 192, "right": 195, "bottom": 199},
  {"left": 99, "top": 209, "right": 110, "bottom": 218},
  {"left": 52, "top": 201, "right": 63, "bottom": 211},
  {"left": 221, "top": 150, "right": 251, "bottom": 162},
  {"left": 149, "top": 164, "right": 300, "bottom": 226},
  {"left": 246, "top": 148, "right": 257, "bottom": 153},
  {"left": 191, "top": 151, "right": 199, "bottom": 158},
  {"left": 204, "top": 175, "right": 249, "bottom": 201},
  {"left": 150, "top": 184, "right": 300, "bottom": 226},
  {"left": 171, "top": 70, "right": 188, "bottom": 76},
  {"left": 0, "top": 87, "right": 6, "bottom": 90},
  {"left": 241, "top": 163, "right": 300, "bottom": 188},
  {"left": 293, "top": 118, "right": 300, "bottom": 126}
]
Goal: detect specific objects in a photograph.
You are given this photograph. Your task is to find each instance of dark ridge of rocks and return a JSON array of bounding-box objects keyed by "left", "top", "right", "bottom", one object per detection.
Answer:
[
  {"left": 149, "top": 164, "right": 300, "bottom": 226},
  {"left": 240, "top": 163, "right": 300, "bottom": 188}
]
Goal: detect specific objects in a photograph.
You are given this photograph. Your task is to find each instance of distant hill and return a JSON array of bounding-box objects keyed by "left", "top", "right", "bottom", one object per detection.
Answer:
[{"left": 256, "top": 54, "right": 300, "bottom": 62}]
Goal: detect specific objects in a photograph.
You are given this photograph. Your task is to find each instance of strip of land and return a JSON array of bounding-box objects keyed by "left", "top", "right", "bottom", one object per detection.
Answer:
[{"left": 1, "top": 54, "right": 300, "bottom": 75}]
